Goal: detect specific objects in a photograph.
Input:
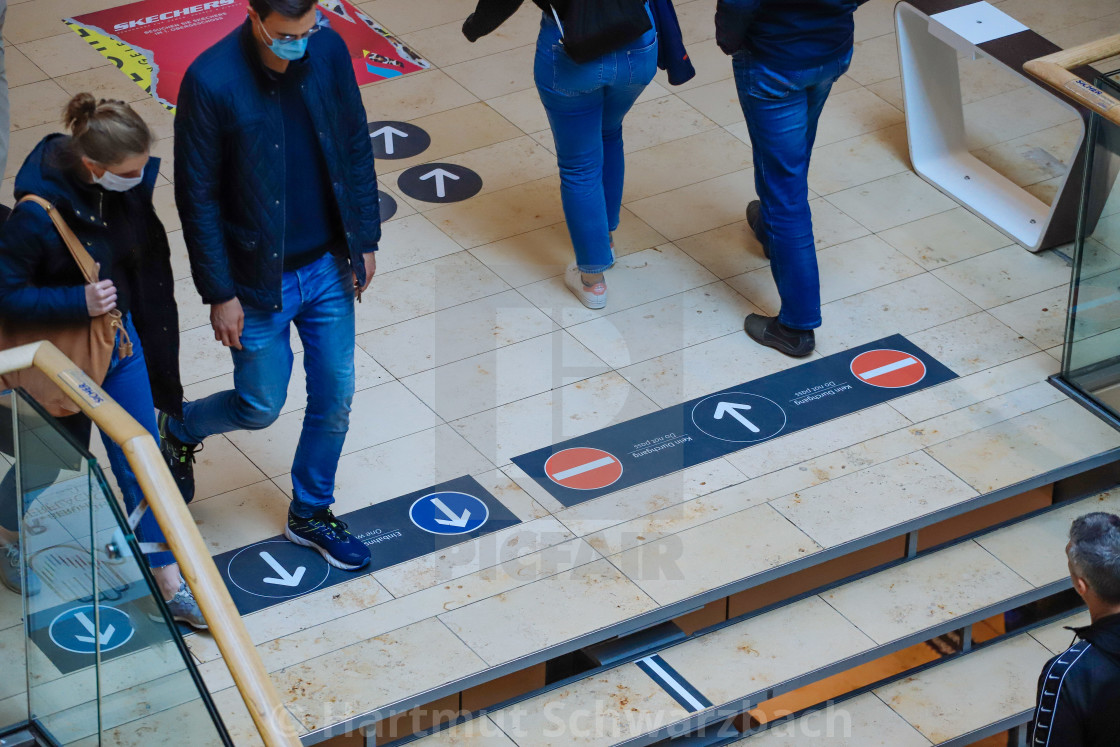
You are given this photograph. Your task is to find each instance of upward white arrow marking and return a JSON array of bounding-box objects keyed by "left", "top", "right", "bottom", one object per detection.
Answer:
[
  {"left": 419, "top": 168, "right": 459, "bottom": 199},
  {"left": 369, "top": 125, "right": 409, "bottom": 155},
  {"left": 430, "top": 497, "right": 471, "bottom": 528},
  {"left": 713, "top": 401, "right": 760, "bottom": 433},
  {"left": 260, "top": 551, "right": 306, "bottom": 587},
  {"left": 73, "top": 611, "right": 115, "bottom": 645}
]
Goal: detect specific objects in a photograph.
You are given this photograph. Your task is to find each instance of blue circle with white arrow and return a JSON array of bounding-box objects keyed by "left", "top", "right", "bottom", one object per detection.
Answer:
[
  {"left": 409, "top": 492, "right": 489, "bottom": 535},
  {"left": 48, "top": 604, "right": 134, "bottom": 655},
  {"left": 690, "top": 391, "right": 787, "bottom": 444},
  {"left": 397, "top": 163, "right": 483, "bottom": 204},
  {"left": 226, "top": 539, "right": 331, "bottom": 599}
]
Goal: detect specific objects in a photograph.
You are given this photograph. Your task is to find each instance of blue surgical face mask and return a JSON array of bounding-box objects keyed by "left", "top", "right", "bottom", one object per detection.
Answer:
[{"left": 257, "top": 17, "right": 309, "bottom": 61}]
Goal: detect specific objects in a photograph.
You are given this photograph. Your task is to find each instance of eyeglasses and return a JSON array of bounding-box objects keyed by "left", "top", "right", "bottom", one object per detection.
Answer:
[{"left": 268, "top": 24, "right": 322, "bottom": 43}]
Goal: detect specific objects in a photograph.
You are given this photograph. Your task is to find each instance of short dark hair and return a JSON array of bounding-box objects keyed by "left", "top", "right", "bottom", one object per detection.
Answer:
[
  {"left": 1068, "top": 512, "right": 1120, "bottom": 605},
  {"left": 249, "top": 0, "right": 316, "bottom": 21}
]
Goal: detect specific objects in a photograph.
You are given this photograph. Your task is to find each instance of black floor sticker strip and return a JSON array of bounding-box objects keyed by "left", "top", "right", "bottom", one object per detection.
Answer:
[
  {"left": 637, "top": 654, "right": 713, "bottom": 713},
  {"left": 512, "top": 334, "right": 957, "bottom": 508},
  {"left": 214, "top": 475, "right": 520, "bottom": 617}
]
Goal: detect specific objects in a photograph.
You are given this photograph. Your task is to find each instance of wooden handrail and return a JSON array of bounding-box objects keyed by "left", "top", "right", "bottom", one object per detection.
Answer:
[
  {"left": 1023, "top": 33, "right": 1120, "bottom": 126},
  {"left": 0, "top": 342, "right": 299, "bottom": 747}
]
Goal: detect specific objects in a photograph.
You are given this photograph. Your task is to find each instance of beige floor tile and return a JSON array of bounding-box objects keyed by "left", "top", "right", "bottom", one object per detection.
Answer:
[
  {"left": 4, "top": 44, "right": 49, "bottom": 87},
  {"left": 932, "top": 244, "right": 1071, "bottom": 309},
  {"left": 973, "top": 121, "right": 1081, "bottom": 190},
  {"left": 474, "top": 467, "right": 553, "bottom": 522},
  {"left": 674, "top": 220, "right": 769, "bottom": 279},
  {"left": 518, "top": 243, "right": 719, "bottom": 327},
  {"left": 443, "top": 43, "right": 535, "bottom": 100},
  {"left": 875, "top": 635, "right": 1052, "bottom": 744},
  {"left": 376, "top": 213, "right": 466, "bottom": 274},
  {"left": 808, "top": 122, "right": 910, "bottom": 195},
  {"left": 355, "top": 0, "right": 477, "bottom": 35},
  {"left": 675, "top": 0, "right": 718, "bottom": 44},
  {"left": 927, "top": 399, "right": 1120, "bottom": 494},
  {"left": 403, "top": 330, "right": 609, "bottom": 421},
  {"left": 190, "top": 435, "right": 270, "bottom": 503},
  {"left": 728, "top": 234, "right": 924, "bottom": 315},
  {"left": 555, "top": 459, "right": 746, "bottom": 539},
  {"left": 998, "top": 0, "right": 1119, "bottom": 34},
  {"left": 619, "top": 329, "right": 809, "bottom": 408},
  {"left": 486, "top": 87, "right": 549, "bottom": 133},
  {"left": 825, "top": 540, "right": 1034, "bottom": 644},
  {"left": 815, "top": 273, "right": 982, "bottom": 356},
  {"left": 889, "top": 351, "right": 1059, "bottom": 424},
  {"left": 616, "top": 503, "right": 823, "bottom": 605},
  {"left": 6, "top": 121, "right": 60, "bottom": 179},
  {"left": 772, "top": 453, "right": 979, "bottom": 549},
  {"left": 17, "top": 32, "right": 113, "bottom": 78},
  {"left": 814, "top": 87, "right": 905, "bottom": 148},
  {"left": 493, "top": 663, "right": 690, "bottom": 747},
  {"left": 663, "top": 596, "right": 874, "bottom": 701},
  {"left": 727, "top": 403, "right": 911, "bottom": 479},
  {"left": 8, "top": 79, "right": 70, "bottom": 131},
  {"left": 879, "top": 206, "right": 1015, "bottom": 269},
  {"left": 440, "top": 559, "right": 656, "bottom": 665},
  {"left": 628, "top": 168, "right": 759, "bottom": 241},
  {"left": 847, "top": 33, "right": 900, "bottom": 86},
  {"left": 567, "top": 282, "right": 757, "bottom": 368},
  {"left": 355, "top": 252, "right": 511, "bottom": 332},
  {"left": 379, "top": 102, "right": 523, "bottom": 176},
  {"left": 744, "top": 692, "right": 933, "bottom": 746},
  {"left": 908, "top": 312, "right": 1041, "bottom": 376},
  {"left": 653, "top": 37, "right": 734, "bottom": 93},
  {"left": 825, "top": 171, "right": 957, "bottom": 233},
  {"left": 227, "top": 381, "right": 440, "bottom": 478},
  {"left": 989, "top": 286, "right": 1069, "bottom": 350},
  {"left": 963, "top": 86, "right": 1080, "bottom": 152},
  {"left": 1029, "top": 611, "right": 1091, "bottom": 656},
  {"left": 190, "top": 480, "right": 294, "bottom": 554},
  {"left": 977, "top": 488, "right": 1120, "bottom": 587},
  {"left": 402, "top": 5, "right": 540, "bottom": 68},
  {"left": 360, "top": 69, "right": 478, "bottom": 122},
  {"left": 676, "top": 77, "right": 743, "bottom": 127},
  {"left": 276, "top": 617, "right": 487, "bottom": 731},
  {"left": 362, "top": 289, "right": 556, "bottom": 378},
  {"left": 622, "top": 129, "right": 752, "bottom": 203},
  {"left": 178, "top": 325, "right": 236, "bottom": 386},
  {"left": 426, "top": 175, "right": 565, "bottom": 248},
  {"left": 408, "top": 717, "right": 515, "bottom": 746},
  {"left": 452, "top": 371, "right": 660, "bottom": 466},
  {"left": 867, "top": 76, "right": 904, "bottom": 111}
]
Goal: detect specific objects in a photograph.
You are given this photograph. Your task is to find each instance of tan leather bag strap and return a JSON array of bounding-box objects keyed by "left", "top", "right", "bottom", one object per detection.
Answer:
[{"left": 17, "top": 195, "right": 101, "bottom": 284}]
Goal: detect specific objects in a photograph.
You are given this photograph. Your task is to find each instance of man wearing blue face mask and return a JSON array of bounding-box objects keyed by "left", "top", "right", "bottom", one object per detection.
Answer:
[{"left": 165, "top": 0, "right": 381, "bottom": 571}]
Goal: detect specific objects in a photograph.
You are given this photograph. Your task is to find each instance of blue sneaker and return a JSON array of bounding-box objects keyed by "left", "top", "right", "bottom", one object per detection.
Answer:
[{"left": 285, "top": 507, "right": 371, "bottom": 571}]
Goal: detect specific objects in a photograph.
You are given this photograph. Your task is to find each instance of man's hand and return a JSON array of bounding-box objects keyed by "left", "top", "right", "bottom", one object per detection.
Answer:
[
  {"left": 210, "top": 297, "right": 245, "bottom": 350},
  {"left": 354, "top": 252, "right": 376, "bottom": 300}
]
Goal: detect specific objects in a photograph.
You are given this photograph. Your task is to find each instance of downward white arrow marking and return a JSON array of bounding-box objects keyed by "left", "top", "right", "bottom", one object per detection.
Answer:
[
  {"left": 260, "top": 551, "right": 306, "bottom": 587},
  {"left": 73, "top": 612, "right": 115, "bottom": 645},
  {"left": 419, "top": 168, "right": 459, "bottom": 198},
  {"left": 431, "top": 497, "right": 471, "bottom": 528},
  {"left": 369, "top": 125, "right": 409, "bottom": 155},
  {"left": 713, "top": 402, "right": 760, "bottom": 433}
]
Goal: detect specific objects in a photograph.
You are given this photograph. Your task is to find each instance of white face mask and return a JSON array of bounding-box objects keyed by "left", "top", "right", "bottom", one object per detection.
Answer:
[{"left": 92, "top": 168, "right": 143, "bottom": 192}]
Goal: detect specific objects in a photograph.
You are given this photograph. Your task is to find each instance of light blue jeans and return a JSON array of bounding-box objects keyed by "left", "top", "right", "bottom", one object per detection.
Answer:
[
  {"left": 534, "top": 9, "right": 658, "bottom": 273},
  {"left": 170, "top": 252, "right": 355, "bottom": 515}
]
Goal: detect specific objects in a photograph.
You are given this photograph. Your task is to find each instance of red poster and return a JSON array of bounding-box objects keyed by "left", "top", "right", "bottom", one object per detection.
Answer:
[{"left": 64, "top": 0, "right": 429, "bottom": 110}]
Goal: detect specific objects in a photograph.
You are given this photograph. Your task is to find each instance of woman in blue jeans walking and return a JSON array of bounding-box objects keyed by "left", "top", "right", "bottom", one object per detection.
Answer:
[
  {"left": 464, "top": 1, "right": 657, "bottom": 309},
  {"left": 0, "top": 94, "right": 204, "bottom": 627}
]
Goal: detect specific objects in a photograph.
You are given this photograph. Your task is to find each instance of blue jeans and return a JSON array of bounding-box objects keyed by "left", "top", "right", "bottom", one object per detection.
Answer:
[
  {"left": 733, "top": 50, "right": 852, "bottom": 330},
  {"left": 535, "top": 10, "right": 658, "bottom": 273},
  {"left": 170, "top": 252, "right": 355, "bottom": 515}
]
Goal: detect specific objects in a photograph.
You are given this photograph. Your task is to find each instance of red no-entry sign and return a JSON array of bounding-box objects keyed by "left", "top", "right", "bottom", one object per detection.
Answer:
[
  {"left": 545, "top": 448, "right": 623, "bottom": 490},
  {"left": 851, "top": 349, "right": 927, "bottom": 388}
]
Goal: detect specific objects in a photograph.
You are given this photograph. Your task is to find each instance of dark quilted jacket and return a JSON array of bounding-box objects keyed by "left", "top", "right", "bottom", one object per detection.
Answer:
[{"left": 174, "top": 21, "right": 380, "bottom": 312}]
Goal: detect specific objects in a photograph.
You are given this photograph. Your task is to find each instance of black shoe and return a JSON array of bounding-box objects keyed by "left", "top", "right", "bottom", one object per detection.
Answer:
[
  {"left": 744, "top": 314, "right": 815, "bottom": 358},
  {"left": 157, "top": 412, "right": 200, "bottom": 502},
  {"left": 746, "top": 200, "right": 769, "bottom": 260},
  {"left": 286, "top": 507, "right": 371, "bottom": 571}
]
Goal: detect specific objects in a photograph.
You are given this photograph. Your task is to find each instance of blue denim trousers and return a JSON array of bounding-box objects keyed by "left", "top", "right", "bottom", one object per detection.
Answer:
[
  {"left": 534, "top": 10, "right": 658, "bottom": 273},
  {"left": 732, "top": 49, "right": 852, "bottom": 330},
  {"left": 172, "top": 252, "right": 356, "bottom": 514}
]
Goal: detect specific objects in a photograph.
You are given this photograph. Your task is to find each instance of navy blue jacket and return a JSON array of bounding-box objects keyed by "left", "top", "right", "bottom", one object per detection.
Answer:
[
  {"left": 0, "top": 135, "right": 183, "bottom": 417},
  {"left": 174, "top": 21, "right": 380, "bottom": 312},
  {"left": 715, "top": 0, "right": 865, "bottom": 68}
]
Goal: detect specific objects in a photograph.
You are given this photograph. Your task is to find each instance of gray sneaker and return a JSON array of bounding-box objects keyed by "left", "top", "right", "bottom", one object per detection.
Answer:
[
  {"left": 163, "top": 581, "right": 208, "bottom": 630},
  {"left": 1, "top": 541, "right": 41, "bottom": 596}
]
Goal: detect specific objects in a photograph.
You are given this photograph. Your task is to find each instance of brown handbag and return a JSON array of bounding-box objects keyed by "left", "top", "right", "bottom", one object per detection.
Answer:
[{"left": 0, "top": 195, "right": 132, "bottom": 417}]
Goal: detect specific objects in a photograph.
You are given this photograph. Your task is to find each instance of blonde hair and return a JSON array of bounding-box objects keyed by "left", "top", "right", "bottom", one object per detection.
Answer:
[{"left": 63, "top": 92, "right": 152, "bottom": 166}]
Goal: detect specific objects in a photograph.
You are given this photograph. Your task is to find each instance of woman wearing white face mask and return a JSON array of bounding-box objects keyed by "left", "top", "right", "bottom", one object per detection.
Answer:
[{"left": 0, "top": 93, "right": 201, "bottom": 627}]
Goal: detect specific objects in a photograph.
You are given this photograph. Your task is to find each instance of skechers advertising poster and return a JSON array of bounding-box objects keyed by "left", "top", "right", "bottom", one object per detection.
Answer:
[{"left": 64, "top": 0, "right": 430, "bottom": 110}]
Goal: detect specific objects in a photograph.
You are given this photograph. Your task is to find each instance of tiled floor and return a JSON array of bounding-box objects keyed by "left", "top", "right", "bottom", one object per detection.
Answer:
[{"left": 2, "top": 0, "right": 1120, "bottom": 743}]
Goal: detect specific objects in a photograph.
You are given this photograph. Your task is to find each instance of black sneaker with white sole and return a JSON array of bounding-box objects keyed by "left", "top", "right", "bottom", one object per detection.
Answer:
[
  {"left": 285, "top": 507, "right": 371, "bottom": 571},
  {"left": 157, "top": 412, "right": 200, "bottom": 502}
]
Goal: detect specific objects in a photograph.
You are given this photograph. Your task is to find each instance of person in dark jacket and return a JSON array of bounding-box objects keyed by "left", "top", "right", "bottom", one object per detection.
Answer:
[
  {"left": 1032, "top": 512, "right": 1120, "bottom": 746},
  {"left": 158, "top": 0, "right": 380, "bottom": 571},
  {"left": 0, "top": 94, "right": 203, "bottom": 627},
  {"left": 463, "top": 0, "right": 657, "bottom": 310},
  {"left": 716, "top": 0, "right": 866, "bottom": 358}
]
